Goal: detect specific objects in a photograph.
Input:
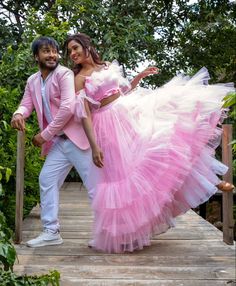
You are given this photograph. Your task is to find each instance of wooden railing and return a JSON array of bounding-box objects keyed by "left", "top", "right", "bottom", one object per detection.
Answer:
[
  {"left": 14, "top": 125, "right": 235, "bottom": 244},
  {"left": 222, "top": 124, "right": 234, "bottom": 244},
  {"left": 15, "top": 131, "right": 25, "bottom": 244}
]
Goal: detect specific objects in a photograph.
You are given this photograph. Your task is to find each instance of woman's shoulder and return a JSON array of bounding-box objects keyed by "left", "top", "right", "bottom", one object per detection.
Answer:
[{"left": 75, "top": 73, "right": 86, "bottom": 91}]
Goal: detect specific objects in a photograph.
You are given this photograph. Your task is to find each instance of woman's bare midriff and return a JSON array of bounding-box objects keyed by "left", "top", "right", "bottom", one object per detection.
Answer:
[{"left": 100, "top": 92, "right": 120, "bottom": 107}]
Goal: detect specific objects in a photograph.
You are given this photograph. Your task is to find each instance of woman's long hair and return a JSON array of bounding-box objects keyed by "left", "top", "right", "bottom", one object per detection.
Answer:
[{"left": 64, "top": 33, "right": 105, "bottom": 75}]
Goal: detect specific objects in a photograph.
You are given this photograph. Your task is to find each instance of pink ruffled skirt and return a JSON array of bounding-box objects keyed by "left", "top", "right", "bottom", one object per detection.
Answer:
[{"left": 90, "top": 68, "right": 234, "bottom": 253}]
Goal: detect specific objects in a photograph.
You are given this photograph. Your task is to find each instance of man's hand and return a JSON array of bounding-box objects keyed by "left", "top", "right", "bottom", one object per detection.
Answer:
[
  {"left": 11, "top": 114, "right": 25, "bottom": 131},
  {"left": 32, "top": 133, "right": 46, "bottom": 147}
]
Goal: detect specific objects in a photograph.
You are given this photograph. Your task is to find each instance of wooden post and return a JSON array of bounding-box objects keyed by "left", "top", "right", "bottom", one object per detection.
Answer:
[
  {"left": 222, "top": 124, "right": 234, "bottom": 245},
  {"left": 15, "top": 131, "right": 25, "bottom": 244}
]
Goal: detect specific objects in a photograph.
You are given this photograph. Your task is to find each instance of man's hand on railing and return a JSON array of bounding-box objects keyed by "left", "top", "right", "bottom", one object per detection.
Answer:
[
  {"left": 11, "top": 113, "right": 25, "bottom": 131},
  {"left": 32, "top": 133, "right": 46, "bottom": 147}
]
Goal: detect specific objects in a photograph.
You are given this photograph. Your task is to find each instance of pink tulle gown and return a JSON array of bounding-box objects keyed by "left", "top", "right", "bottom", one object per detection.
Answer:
[{"left": 75, "top": 61, "right": 234, "bottom": 253}]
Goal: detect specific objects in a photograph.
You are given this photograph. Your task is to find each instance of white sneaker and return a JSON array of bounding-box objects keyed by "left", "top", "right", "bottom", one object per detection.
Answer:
[
  {"left": 88, "top": 239, "right": 95, "bottom": 248},
  {"left": 26, "top": 230, "right": 63, "bottom": 247}
]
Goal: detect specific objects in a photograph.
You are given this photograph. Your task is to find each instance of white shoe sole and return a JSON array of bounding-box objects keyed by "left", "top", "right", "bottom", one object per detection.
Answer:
[{"left": 26, "top": 238, "right": 63, "bottom": 248}]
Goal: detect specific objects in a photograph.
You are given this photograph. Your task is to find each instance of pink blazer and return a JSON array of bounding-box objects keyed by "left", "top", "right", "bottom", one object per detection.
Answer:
[{"left": 14, "top": 65, "right": 89, "bottom": 156}]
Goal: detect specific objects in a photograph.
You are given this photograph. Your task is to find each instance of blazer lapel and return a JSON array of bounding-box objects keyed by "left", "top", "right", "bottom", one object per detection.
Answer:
[{"left": 33, "top": 74, "right": 43, "bottom": 129}]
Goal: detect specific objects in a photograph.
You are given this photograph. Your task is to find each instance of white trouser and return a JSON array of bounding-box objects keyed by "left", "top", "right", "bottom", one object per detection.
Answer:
[{"left": 39, "top": 138, "right": 101, "bottom": 232}]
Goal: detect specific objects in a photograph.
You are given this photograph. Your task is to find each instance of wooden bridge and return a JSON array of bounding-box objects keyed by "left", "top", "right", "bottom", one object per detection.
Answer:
[
  {"left": 14, "top": 182, "right": 235, "bottom": 286},
  {"left": 13, "top": 124, "right": 235, "bottom": 285}
]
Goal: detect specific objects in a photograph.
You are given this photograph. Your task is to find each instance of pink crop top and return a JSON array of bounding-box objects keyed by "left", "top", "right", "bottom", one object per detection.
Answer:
[{"left": 75, "top": 61, "right": 131, "bottom": 119}]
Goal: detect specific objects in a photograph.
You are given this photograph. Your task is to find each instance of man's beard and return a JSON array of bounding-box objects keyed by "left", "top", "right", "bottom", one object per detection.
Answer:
[{"left": 38, "top": 60, "right": 59, "bottom": 71}]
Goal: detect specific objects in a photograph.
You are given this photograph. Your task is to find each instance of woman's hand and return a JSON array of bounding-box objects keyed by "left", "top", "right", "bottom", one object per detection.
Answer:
[
  {"left": 92, "top": 145, "right": 104, "bottom": 168},
  {"left": 139, "top": 67, "right": 159, "bottom": 79},
  {"left": 130, "top": 67, "right": 159, "bottom": 90}
]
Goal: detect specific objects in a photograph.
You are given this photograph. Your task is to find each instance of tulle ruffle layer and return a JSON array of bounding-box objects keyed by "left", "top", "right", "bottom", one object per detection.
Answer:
[{"left": 88, "top": 68, "right": 233, "bottom": 253}]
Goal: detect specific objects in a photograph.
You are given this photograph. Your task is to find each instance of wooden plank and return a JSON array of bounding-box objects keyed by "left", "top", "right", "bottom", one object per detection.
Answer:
[
  {"left": 61, "top": 182, "right": 84, "bottom": 191},
  {"left": 14, "top": 239, "right": 235, "bottom": 257},
  {"left": 28, "top": 207, "right": 207, "bottom": 221},
  {"left": 12, "top": 264, "right": 236, "bottom": 280},
  {"left": 21, "top": 219, "right": 221, "bottom": 232},
  {"left": 21, "top": 228, "right": 222, "bottom": 240},
  {"left": 58, "top": 279, "right": 236, "bottom": 286},
  {"left": 15, "top": 131, "right": 25, "bottom": 244},
  {"left": 15, "top": 254, "right": 235, "bottom": 267},
  {"left": 222, "top": 124, "right": 234, "bottom": 245}
]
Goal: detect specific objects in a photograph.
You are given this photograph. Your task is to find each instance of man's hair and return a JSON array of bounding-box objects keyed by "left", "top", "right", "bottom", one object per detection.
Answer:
[{"left": 31, "top": 36, "right": 59, "bottom": 56}]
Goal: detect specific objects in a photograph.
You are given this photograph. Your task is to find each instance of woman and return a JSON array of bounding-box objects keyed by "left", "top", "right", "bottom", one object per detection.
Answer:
[{"left": 65, "top": 33, "right": 234, "bottom": 253}]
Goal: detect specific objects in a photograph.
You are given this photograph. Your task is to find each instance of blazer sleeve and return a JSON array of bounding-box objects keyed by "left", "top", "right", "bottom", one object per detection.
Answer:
[
  {"left": 13, "top": 79, "right": 34, "bottom": 119},
  {"left": 41, "top": 69, "right": 75, "bottom": 141}
]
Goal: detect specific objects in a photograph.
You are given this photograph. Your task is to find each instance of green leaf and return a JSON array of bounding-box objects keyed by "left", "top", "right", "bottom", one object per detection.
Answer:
[
  {"left": 229, "top": 139, "right": 236, "bottom": 145},
  {"left": 223, "top": 92, "right": 236, "bottom": 108},
  {"left": 0, "top": 242, "right": 16, "bottom": 269},
  {"left": 5, "top": 168, "right": 12, "bottom": 183},
  {"left": 1, "top": 120, "right": 8, "bottom": 130}
]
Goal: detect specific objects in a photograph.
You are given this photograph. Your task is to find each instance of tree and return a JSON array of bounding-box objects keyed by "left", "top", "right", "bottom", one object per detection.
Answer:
[
  {"left": 176, "top": 0, "right": 236, "bottom": 83},
  {"left": 0, "top": 1, "right": 59, "bottom": 53}
]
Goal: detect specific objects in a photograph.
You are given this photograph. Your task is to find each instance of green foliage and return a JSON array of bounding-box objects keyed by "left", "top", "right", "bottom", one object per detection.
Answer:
[
  {"left": 223, "top": 92, "right": 236, "bottom": 136},
  {"left": 0, "top": 0, "right": 63, "bottom": 54},
  {"left": 0, "top": 166, "right": 12, "bottom": 195},
  {"left": 0, "top": 87, "right": 42, "bottom": 230},
  {"left": 0, "top": 211, "right": 60, "bottom": 285},
  {"left": 224, "top": 92, "right": 236, "bottom": 108},
  {"left": 0, "top": 44, "right": 36, "bottom": 90},
  {"left": 1, "top": 0, "right": 235, "bottom": 85},
  {"left": 176, "top": 1, "right": 236, "bottom": 83},
  {"left": 0, "top": 212, "right": 16, "bottom": 271},
  {"left": 223, "top": 92, "right": 236, "bottom": 183},
  {"left": 0, "top": 270, "right": 60, "bottom": 286}
]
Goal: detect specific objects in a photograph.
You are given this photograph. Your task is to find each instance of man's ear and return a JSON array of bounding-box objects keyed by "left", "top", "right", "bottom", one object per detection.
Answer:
[{"left": 35, "top": 55, "right": 38, "bottom": 62}]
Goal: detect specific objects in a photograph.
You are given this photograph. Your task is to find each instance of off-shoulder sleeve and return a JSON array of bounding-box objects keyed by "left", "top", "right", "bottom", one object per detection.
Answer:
[{"left": 74, "top": 89, "right": 101, "bottom": 121}]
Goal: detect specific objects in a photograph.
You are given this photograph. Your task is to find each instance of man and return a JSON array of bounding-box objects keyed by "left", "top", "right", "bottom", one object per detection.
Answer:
[{"left": 11, "top": 36, "right": 99, "bottom": 247}]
